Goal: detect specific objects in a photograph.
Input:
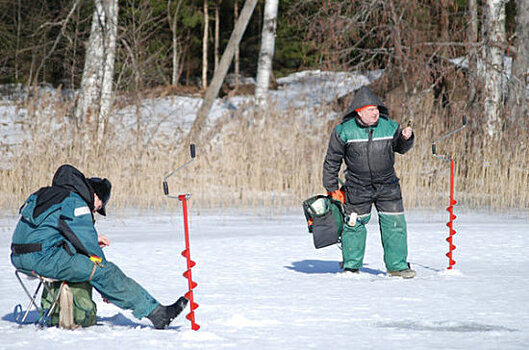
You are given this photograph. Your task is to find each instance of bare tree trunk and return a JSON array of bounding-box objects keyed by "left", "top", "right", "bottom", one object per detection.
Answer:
[
  {"left": 75, "top": 0, "right": 118, "bottom": 145},
  {"left": 388, "top": 0, "right": 408, "bottom": 95},
  {"left": 99, "top": 0, "right": 118, "bottom": 144},
  {"left": 186, "top": 49, "right": 191, "bottom": 86},
  {"left": 467, "top": 0, "right": 479, "bottom": 105},
  {"left": 76, "top": 2, "right": 103, "bottom": 119},
  {"left": 15, "top": 0, "right": 21, "bottom": 82},
  {"left": 506, "top": 0, "right": 529, "bottom": 122},
  {"left": 254, "top": 0, "right": 279, "bottom": 111},
  {"left": 202, "top": 0, "right": 209, "bottom": 90},
  {"left": 234, "top": 0, "right": 240, "bottom": 90},
  {"left": 482, "top": 0, "right": 505, "bottom": 138},
  {"left": 172, "top": 27, "right": 179, "bottom": 86},
  {"left": 70, "top": 4, "right": 81, "bottom": 89},
  {"left": 214, "top": 0, "right": 220, "bottom": 72},
  {"left": 189, "top": 0, "right": 258, "bottom": 140},
  {"left": 168, "top": 0, "right": 183, "bottom": 86}
]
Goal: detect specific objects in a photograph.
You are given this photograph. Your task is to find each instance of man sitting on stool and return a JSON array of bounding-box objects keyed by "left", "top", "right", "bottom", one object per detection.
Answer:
[{"left": 11, "top": 164, "right": 187, "bottom": 328}]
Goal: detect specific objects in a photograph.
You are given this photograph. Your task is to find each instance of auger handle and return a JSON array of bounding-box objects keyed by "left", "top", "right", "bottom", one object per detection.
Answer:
[
  {"left": 163, "top": 144, "right": 196, "bottom": 198},
  {"left": 432, "top": 116, "right": 466, "bottom": 160}
]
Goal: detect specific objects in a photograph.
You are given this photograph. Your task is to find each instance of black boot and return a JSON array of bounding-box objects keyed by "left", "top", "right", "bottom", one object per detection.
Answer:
[{"left": 147, "top": 296, "right": 188, "bottom": 329}]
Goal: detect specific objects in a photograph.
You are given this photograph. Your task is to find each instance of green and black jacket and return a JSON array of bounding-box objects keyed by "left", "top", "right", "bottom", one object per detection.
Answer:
[{"left": 323, "top": 86, "right": 414, "bottom": 191}]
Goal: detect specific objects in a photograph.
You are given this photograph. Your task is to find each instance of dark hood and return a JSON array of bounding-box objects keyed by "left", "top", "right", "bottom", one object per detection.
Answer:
[
  {"left": 31, "top": 165, "right": 95, "bottom": 218},
  {"left": 51, "top": 164, "right": 95, "bottom": 208},
  {"left": 343, "top": 86, "right": 389, "bottom": 123}
]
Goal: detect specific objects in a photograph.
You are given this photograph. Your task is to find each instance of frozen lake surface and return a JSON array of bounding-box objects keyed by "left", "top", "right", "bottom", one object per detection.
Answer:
[{"left": 1, "top": 209, "right": 528, "bottom": 349}]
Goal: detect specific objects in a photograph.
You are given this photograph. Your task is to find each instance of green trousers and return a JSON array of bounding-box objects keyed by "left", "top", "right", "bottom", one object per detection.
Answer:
[
  {"left": 341, "top": 212, "right": 409, "bottom": 271},
  {"left": 12, "top": 247, "right": 159, "bottom": 319}
]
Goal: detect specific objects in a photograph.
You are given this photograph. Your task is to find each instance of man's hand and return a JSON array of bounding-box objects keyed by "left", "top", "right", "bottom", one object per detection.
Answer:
[
  {"left": 98, "top": 235, "right": 110, "bottom": 248},
  {"left": 328, "top": 189, "right": 345, "bottom": 204},
  {"left": 402, "top": 126, "right": 413, "bottom": 140}
]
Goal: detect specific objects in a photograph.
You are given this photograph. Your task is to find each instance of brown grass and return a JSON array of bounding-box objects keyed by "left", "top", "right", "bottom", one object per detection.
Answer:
[{"left": 1, "top": 88, "right": 528, "bottom": 217}]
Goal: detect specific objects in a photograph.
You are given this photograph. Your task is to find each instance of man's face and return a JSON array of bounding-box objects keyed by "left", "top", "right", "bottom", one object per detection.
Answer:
[
  {"left": 93, "top": 193, "right": 102, "bottom": 214},
  {"left": 357, "top": 106, "right": 379, "bottom": 126}
]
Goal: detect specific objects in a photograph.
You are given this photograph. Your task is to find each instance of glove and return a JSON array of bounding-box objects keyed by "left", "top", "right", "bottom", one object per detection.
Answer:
[{"left": 328, "top": 189, "right": 345, "bottom": 204}]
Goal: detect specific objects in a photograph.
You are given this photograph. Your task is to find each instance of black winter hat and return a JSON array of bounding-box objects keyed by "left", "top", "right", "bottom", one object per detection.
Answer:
[{"left": 88, "top": 177, "right": 111, "bottom": 216}]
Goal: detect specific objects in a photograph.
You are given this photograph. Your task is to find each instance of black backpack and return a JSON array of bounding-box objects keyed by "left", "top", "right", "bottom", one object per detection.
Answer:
[{"left": 302, "top": 195, "right": 345, "bottom": 249}]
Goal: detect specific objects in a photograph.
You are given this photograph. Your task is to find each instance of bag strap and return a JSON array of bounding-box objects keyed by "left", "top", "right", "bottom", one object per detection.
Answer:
[
  {"left": 302, "top": 195, "right": 328, "bottom": 217},
  {"left": 328, "top": 197, "right": 346, "bottom": 216}
]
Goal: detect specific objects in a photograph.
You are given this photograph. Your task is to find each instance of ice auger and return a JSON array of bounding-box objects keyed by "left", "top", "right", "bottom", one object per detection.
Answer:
[
  {"left": 163, "top": 144, "right": 200, "bottom": 330},
  {"left": 432, "top": 116, "right": 466, "bottom": 270}
]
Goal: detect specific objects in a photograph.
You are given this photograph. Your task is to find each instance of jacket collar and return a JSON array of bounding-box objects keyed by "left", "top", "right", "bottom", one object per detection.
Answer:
[{"left": 355, "top": 116, "right": 379, "bottom": 128}]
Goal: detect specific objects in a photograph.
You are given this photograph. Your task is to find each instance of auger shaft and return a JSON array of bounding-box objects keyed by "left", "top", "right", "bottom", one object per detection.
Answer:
[
  {"left": 446, "top": 159, "right": 457, "bottom": 269},
  {"left": 179, "top": 194, "right": 200, "bottom": 331},
  {"left": 432, "top": 117, "right": 466, "bottom": 270}
]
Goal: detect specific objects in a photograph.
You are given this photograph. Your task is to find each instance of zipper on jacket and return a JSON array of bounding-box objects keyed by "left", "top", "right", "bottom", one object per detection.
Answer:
[{"left": 367, "top": 127, "right": 374, "bottom": 181}]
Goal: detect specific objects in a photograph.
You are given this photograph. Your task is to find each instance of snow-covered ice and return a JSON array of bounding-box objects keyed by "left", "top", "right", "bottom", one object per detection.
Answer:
[{"left": 1, "top": 209, "right": 528, "bottom": 349}]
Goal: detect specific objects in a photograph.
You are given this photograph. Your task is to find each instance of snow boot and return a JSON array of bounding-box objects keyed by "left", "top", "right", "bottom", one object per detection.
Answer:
[
  {"left": 387, "top": 268, "right": 416, "bottom": 279},
  {"left": 147, "top": 296, "right": 188, "bottom": 329},
  {"left": 342, "top": 268, "right": 360, "bottom": 274}
]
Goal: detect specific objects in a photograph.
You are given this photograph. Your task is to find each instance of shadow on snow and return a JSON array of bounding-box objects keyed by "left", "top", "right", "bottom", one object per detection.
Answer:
[
  {"left": 2, "top": 310, "right": 181, "bottom": 330},
  {"left": 284, "top": 259, "right": 384, "bottom": 275},
  {"left": 376, "top": 320, "right": 518, "bottom": 333}
]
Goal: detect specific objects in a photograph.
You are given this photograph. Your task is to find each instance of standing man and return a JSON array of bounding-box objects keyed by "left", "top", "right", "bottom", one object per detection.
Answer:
[
  {"left": 11, "top": 164, "right": 188, "bottom": 328},
  {"left": 323, "top": 86, "right": 416, "bottom": 278}
]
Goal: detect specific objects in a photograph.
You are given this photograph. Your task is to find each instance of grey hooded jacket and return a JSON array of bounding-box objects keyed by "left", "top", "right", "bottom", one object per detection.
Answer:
[{"left": 323, "top": 86, "right": 414, "bottom": 191}]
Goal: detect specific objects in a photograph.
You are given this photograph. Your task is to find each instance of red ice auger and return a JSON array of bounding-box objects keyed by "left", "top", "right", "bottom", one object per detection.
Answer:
[
  {"left": 432, "top": 116, "right": 466, "bottom": 270},
  {"left": 163, "top": 144, "right": 200, "bottom": 331}
]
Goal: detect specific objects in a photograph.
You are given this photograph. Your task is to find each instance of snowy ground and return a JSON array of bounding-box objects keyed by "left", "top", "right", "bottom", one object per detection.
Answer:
[{"left": 1, "top": 209, "right": 528, "bottom": 349}]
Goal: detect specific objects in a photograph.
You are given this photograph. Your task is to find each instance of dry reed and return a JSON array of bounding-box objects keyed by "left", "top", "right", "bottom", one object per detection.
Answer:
[{"left": 1, "top": 89, "right": 528, "bottom": 217}]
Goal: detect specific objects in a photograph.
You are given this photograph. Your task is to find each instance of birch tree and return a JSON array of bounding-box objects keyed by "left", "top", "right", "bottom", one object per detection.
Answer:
[
  {"left": 234, "top": 0, "right": 240, "bottom": 91},
  {"left": 255, "top": 0, "right": 279, "bottom": 111},
  {"left": 467, "top": 0, "right": 479, "bottom": 106},
  {"left": 482, "top": 0, "right": 505, "bottom": 138},
  {"left": 168, "top": 0, "right": 184, "bottom": 86},
  {"left": 506, "top": 0, "right": 529, "bottom": 122},
  {"left": 202, "top": 0, "right": 209, "bottom": 89},
  {"left": 214, "top": 0, "right": 220, "bottom": 72},
  {"left": 75, "top": 0, "right": 118, "bottom": 144}
]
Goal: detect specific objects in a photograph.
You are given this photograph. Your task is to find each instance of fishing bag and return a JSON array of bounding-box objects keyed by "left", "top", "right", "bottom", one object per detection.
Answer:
[
  {"left": 302, "top": 195, "right": 345, "bottom": 249},
  {"left": 41, "top": 281, "right": 97, "bottom": 328}
]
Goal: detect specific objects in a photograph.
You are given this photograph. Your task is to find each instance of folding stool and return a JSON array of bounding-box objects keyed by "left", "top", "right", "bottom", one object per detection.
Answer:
[{"left": 14, "top": 269, "right": 63, "bottom": 326}]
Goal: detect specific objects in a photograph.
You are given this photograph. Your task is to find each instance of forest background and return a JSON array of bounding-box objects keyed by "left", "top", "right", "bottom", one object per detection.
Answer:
[{"left": 0, "top": 0, "right": 528, "bottom": 214}]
